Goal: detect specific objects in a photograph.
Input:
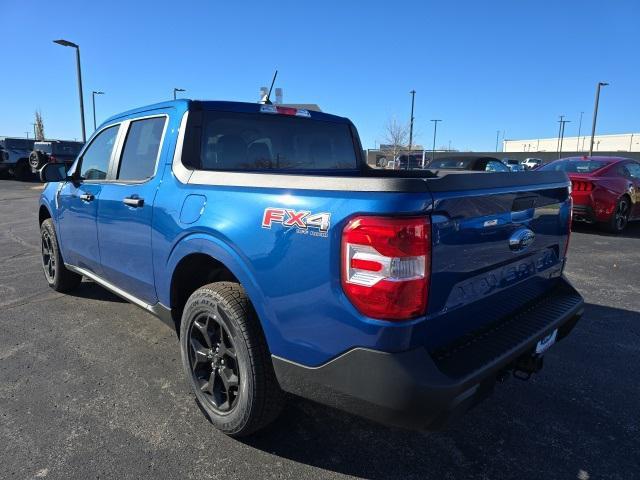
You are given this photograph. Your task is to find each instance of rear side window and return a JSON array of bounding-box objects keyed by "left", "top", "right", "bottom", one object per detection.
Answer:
[
  {"left": 187, "top": 111, "right": 358, "bottom": 171},
  {"left": 79, "top": 125, "right": 119, "bottom": 180},
  {"left": 540, "top": 159, "right": 611, "bottom": 173},
  {"left": 117, "top": 117, "right": 166, "bottom": 180}
]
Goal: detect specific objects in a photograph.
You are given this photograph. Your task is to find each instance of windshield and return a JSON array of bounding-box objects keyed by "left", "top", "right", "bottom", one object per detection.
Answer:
[
  {"left": 540, "top": 159, "right": 611, "bottom": 173},
  {"left": 185, "top": 111, "right": 359, "bottom": 172}
]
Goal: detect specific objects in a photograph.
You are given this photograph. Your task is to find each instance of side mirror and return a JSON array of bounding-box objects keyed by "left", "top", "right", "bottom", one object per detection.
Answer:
[{"left": 39, "top": 163, "right": 68, "bottom": 183}]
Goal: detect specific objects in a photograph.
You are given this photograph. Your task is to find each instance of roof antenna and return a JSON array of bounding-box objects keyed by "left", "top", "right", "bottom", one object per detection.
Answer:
[{"left": 261, "top": 69, "right": 278, "bottom": 104}]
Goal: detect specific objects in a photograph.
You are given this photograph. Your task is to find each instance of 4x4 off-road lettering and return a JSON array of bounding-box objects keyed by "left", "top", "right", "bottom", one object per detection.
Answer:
[{"left": 262, "top": 208, "right": 331, "bottom": 232}]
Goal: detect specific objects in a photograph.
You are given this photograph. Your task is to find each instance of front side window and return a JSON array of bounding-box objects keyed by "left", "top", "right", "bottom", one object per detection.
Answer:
[
  {"left": 117, "top": 117, "right": 166, "bottom": 180},
  {"left": 187, "top": 111, "right": 358, "bottom": 172},
  {"left": 79, "top": 125, "right": 119, "bottom": 180}
]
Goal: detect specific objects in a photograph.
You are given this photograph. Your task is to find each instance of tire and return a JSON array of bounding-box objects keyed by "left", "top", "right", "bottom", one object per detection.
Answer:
[
  {"left": 14, "top": 159, "right": 32, "bottom": 181},
  {"left": 180, "top": 282, "right": 284, "bottom": 437},
  {"left": 40, "top": 219, "right": 82, "bottom": 292},
  {"left": 603, "top": 196, "right": 631, "bottom": 234},
  {"left": 29, "top": 151, "right": 46, "bottom": 171}
]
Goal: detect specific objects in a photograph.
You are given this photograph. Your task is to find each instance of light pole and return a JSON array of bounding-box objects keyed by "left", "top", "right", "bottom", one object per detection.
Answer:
[
  {"left": 430, "top": 119, "right": 442, "bottom": 163},
  {"left": 558, "top": 118, "right": 571, "bottom": 158},
  {"left": 495, "top": 130, "right": 500, "bottom": 152},
  {"left": 589, "top": 82, "right": 609, "bottom": 157},
  {"left": 92, "top": 91, "right": 104, "bottom": 131},
  {"left": 408, "top": 90, "right": 416, "bottom": 153},
  {"left": 173, "top": 87, "right": 186, "bottom": 100},
  {"left": 53, "top": 39, "right": 86, "bottom": 142},
  {"left": 576, "top": 111, "right": 584, "bottom": 152},
  {"left": 557, "top": 115, "right": 565, "bottom": 153}
]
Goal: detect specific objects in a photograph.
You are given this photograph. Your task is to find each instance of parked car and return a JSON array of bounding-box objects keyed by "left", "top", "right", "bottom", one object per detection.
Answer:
[
  {"left": 29, "top": 140, "right": 84, "bottom": 173},
  {"left": 539, "top": 156, "right": 640, "bottom": 233},
  {"left": 38, "top": 99, "right": 583, "bottom": 436},
  {"left": 428, "top": 156, "right": 510, "bottom": 172},
  {"left": 385, "top": 153, "right": 424, "bottom": 170},
  {"left": 0, "top": 137, "right": 35, "bottom": 180},
  {"left": 522, "top": 158, "right": 543, "bottom": 170},
  {"left": 502, "top": 158, "right": 525, "bottom": 172}
]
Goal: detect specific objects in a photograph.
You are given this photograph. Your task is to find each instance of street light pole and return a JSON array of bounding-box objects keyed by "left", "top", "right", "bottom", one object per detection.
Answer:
[
  {"left": 408, "top": 90, "right": 416, "bottom": 152},
  {"left": 558, "top": 118, "right": 571, "bottom": 158},
  {"left": 589, "top": 82, "right": 609, "bottom": 157},
  {"left": 173, "top": 87, "right": 186, "bottom": 100},
  {"left": 92, "top": 91, "right": 105, "bottom": 131},
  {"left": 495, "top": 130, "right": 500, "bottom": 152},
  {"left": 53, "top": 39, "right": 86, "bottom": 142},
  {"left": 557, "top": 115, "right": 565, "bottom": 153},
  {"left": 430, "top": 119, "right": 442, "bottom": 163}
]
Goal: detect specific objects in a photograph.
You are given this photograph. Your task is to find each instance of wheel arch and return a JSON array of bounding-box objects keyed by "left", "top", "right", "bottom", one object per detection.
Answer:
[
  {"left": 39, "top": 203, "right": 52, "bottom": 225},
  {"left": 164, "top": 234, "right": 277, "bottom": 348}
]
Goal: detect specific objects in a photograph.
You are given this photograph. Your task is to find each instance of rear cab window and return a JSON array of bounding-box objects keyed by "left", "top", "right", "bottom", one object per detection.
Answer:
[{"left": 182, "top": 108, "right": 359, "bottom": 173}]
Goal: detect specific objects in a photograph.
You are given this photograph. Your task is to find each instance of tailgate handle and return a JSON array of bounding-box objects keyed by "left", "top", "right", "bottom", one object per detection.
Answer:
[{"left": 512, "top": 195, "right": 537, "bottom": 212}]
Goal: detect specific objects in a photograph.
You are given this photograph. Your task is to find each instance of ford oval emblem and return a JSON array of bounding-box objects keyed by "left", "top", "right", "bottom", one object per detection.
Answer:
[{"left": 509, "top": 228, "right": 535, "bottom": 252}]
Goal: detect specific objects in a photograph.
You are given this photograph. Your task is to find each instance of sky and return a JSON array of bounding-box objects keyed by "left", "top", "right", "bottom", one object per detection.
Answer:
[{"left": 1, "top": 0, "right": 639, "bottom": 151}]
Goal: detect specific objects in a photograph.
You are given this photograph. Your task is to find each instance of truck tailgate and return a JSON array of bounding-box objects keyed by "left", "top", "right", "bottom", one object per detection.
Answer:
[{"left": 423, "top": 171, "right": 571, "bottom": 350}]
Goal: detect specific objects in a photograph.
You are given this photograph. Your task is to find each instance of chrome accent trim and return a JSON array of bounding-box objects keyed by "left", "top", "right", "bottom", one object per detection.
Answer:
[
  {"left": 65, "top": 264, "right": 173, "bottom": 325},
  {"left": 172, "top": 110, "right": 192, "bottom": 184}
]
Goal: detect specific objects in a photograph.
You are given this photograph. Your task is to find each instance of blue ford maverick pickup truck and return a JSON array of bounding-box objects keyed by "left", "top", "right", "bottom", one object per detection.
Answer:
[{"left": 38, "top": 100, "right": 583, "bottom": 436}]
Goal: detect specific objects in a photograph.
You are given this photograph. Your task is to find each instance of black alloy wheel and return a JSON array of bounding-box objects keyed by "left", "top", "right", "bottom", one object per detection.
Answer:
[
  {"left": 188, "top": 311, "right": 240, "bottom": 413},
  {"left": 41, "top": 228, "right": 56, "bottom": 283}
]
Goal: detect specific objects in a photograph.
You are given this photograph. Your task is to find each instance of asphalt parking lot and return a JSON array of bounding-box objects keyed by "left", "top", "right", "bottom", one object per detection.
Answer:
[{"left": 1, "top": 179, "right": 639, "bottom": 480}]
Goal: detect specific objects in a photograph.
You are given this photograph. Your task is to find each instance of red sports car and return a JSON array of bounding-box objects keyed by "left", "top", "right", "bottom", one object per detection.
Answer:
[{"left": 539, "top": 156, "right": 640, "bottom": 233}]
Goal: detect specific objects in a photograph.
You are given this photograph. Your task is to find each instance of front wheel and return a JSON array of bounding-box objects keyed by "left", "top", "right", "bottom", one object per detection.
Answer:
[
  {"left": 40, "top": 219, "right": 82, "bottom": 292},
  {"left": 603, "top": 196, "right": 630, "bottom": 233},
  {"left": 179, "top": 282, "right": 284, "bottom": 437}
]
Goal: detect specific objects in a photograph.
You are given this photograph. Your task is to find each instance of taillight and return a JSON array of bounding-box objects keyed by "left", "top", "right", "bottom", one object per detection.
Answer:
[
  {"left": 564, "top": 191, "right": 573, "bottom": 259},
  {"left": 341, "top": 216, "right": 430, "bottom": 320},
  {"left": 570, "top": 180, "right": 594, "bottom": 192}
]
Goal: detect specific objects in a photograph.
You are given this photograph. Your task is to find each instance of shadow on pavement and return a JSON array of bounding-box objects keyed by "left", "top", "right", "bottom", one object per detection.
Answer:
[
  {"left": 572, "top": 220, "right": 640, "bottom": 239},
  {"left": 66, "top": 280, "right": 127, "bottom": 303},
  {"left": 242, "top": 302, "right": 640, "bottom": 479}
]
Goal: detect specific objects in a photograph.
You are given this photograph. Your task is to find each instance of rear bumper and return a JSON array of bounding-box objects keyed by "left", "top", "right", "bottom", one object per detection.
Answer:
[{"left": 273, "top": 277, "right": 583, "bottom": 430}]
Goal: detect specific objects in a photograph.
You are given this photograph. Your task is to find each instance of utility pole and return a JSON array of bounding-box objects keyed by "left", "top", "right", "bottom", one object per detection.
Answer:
[
  {"left": 576, "top": 111, "right": 584, "bottom": 152},
  {"left": 408, "top": 90, "right": 416, "bottom": 152},
  {"left": 589, "top": 82, "right": 609, "bottom": 157},
  {"left": 430, "top": 119, "right": 442, "bottom": 163},
  {"left": 495, "top": 130, "right": 500, "bottom": 152}
]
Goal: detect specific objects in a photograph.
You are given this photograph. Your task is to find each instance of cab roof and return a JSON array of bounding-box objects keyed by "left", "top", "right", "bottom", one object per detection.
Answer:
[{"left": 104, "top": 99, "right": 350, "bottom": 125}]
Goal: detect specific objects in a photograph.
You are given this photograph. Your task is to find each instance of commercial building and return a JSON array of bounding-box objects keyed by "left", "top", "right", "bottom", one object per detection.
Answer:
[{"left": 503, "top": 133, "right": 640, "bottom": 153}]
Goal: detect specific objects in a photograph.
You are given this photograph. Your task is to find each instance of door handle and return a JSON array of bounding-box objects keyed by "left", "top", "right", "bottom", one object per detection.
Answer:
[
  {"left": 123, "top": 196, "right": 144, "bottom": 208},
  {"left": 79, "top": 193, "right": 94, "bottom": 202}
]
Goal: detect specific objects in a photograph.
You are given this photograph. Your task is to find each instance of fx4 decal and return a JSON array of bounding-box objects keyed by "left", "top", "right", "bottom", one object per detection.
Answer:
[{"left": 262, "top": 208, "right": 331, "bottom": 237}]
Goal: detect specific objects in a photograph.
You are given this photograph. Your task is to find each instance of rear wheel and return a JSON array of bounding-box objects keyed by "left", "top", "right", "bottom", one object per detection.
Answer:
[
  {"left": 180, "top": 282, "right": 284, "bottom": 437},
  {"left": 604, "top": 196, "right": 630, "bottom": 233},
  {"left": 40, "top": 219, "right": 82, "bottom": 292},
  {"left": 29, "top": 151, "right": 46, "bottom": 172},
  {"left": 14, "top": 159, "right": 32, "bottom": 181}
]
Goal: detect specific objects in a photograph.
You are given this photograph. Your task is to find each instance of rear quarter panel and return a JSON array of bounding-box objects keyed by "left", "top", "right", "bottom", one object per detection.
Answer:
[{"left": 153, "top": 177, "right": 432, "bottom": 366}]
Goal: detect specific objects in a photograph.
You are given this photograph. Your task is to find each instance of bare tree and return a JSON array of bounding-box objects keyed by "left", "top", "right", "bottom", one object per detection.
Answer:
[
  {"left": 379, "top": 117, "right": 410, "bottom": 168},
  {"left": 34, "top": 110, "right": 45, "bottom": 141}
]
